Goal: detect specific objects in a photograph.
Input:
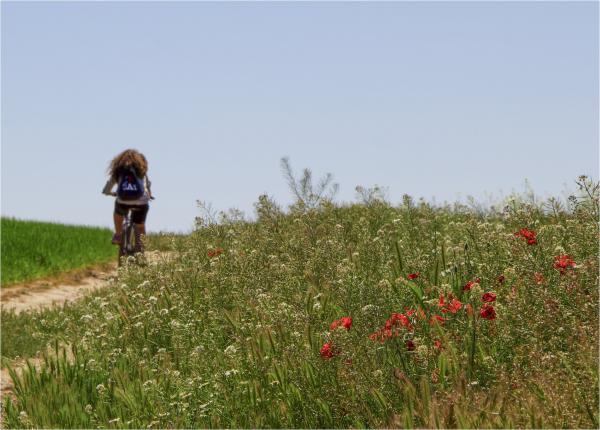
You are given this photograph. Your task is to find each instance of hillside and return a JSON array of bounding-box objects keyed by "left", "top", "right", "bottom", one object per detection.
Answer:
[{"left": 2, "top": 184, "right": 598, "bottom": 428}]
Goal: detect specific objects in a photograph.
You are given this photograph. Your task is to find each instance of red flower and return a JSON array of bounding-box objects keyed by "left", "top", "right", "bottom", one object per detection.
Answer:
[
  {"left": 320, "top": 342, "right": 333, "bottom": 359},
  {"left": 430, "top": 315, "right": 446, "bottom": 325},
  {"left": 407, "top": 272, "right": 420, "bottom": 280},
  {"left": 515, "top": 228, "right": 537, "bottom": 245},
  {"left": 433, "top": 340, "right": 443, "bottom": 350},
  {"left": 479, "top": 304, "right": 496, "bottom": 320},
  {"left": 497, "top": 275, "right": 505, "bottom": 284},
  {"left": 207, "top": 247, "right": 224, "bottom": 258},
  {"left": 462, "top": 278, "right": 481, "bottom": 291},
  {"left": 406, "top": 340, "right": 416, "bottom": 351},
  {"left": 438, "top": 294, "right": 462, "bottom": 314},
  {"left": 369, "top": 312, "right": 413, "bottom": 343},
  {"left": 482, "top": 292, "right": 497, "bottom": 303},
  {"left": 554, "top": 255, "right": 576, "bottom": 274},
  {"left": 330, "top": 316, "right": 352, "bottom": 331},
  {"left": 447, "top": 298, "right": 462, "bottom": 313}
]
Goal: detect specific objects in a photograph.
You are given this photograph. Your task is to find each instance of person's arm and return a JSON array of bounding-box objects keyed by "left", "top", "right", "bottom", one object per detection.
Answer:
[
  {"left": 146, "top": 176, "right": 153, "bottom": 198},
  {"left": 102, "top": 178, "right": 116, "bottom": 195}
]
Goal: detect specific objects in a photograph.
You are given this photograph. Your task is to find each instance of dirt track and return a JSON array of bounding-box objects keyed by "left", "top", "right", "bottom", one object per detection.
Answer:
[{"left": 0, "top": 250, "right": 170, "bottom": 314}]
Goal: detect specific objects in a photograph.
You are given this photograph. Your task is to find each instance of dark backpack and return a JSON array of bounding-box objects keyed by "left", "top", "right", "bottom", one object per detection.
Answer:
[{"left": 117, "top": 167, "right": 145, "bottom": 200}]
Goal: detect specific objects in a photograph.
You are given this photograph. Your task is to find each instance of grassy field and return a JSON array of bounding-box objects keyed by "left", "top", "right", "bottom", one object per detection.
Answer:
[
  {"left": 0, "top": 217, "right": 117, "bottom": 286},
  {"left": 1, "top": 177, "right": 598, "bottom": 428}
]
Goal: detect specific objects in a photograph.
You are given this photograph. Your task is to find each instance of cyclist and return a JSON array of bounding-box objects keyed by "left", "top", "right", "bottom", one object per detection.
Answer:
[{"left": 102, "top": 149, "right": 153, "bottom": 252}]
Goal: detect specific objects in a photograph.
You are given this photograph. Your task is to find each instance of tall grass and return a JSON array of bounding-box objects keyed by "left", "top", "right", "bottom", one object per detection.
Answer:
[
  {"left": 1, "top": 218, "right": 116, "bottom": 286},
  {"left": 2, "top": 177, "right": 598, "bottom": 428}
]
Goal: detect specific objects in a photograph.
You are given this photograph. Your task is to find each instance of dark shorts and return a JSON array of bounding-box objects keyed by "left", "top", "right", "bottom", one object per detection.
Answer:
[{"left": 114, "top": 202, "right": 149, "bottom": 224}]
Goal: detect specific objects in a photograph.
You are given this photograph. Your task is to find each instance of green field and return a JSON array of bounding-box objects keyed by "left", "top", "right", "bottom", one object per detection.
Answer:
[
  {"left": 1, "top": 178, "right": 598, "bottom": 428},
  {"left": 1, "top": 217, "right": 117, "bottom": 286}
]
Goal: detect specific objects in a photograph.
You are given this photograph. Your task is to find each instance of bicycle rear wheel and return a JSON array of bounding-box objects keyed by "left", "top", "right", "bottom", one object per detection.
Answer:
[{"left": 118, "top": 213, "right": 136, "bottom": 264}]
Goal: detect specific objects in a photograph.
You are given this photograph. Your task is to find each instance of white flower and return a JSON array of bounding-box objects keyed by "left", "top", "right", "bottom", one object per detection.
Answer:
[
  {"left": 224, "top": 369, "right": 239, "bottom": 378},
  {"left": 224, "top": 345, "right": 237, "bottom": 356},
  {"left": 361, "top": 304, "right": 376, "bottom": 314}
]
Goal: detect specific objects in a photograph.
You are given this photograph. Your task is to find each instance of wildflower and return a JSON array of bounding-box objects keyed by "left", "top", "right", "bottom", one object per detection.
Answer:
[
  {"left": 406, "top": 340, "right": 416, "bottom": 351},
  {"left": 463, "top": 278, "right": 481, "bottom": 291},
  {"left": 430, "top": 315, "right": 446, "bottom": 325},
  {"left": 330, "top": 316, "right": 352, "bottom": 331},
  {"left": 407, "top": 272, "right": 420, "bottom": 280},
  {"left": 433, "top": 340, "right": 443, "bottom": 350},
  {"left": 554, "top": 254, "right": 576, "bottom": 274},
  {"left": 207, "top": 248, "right": 224, "bottom": 258},
  {"left": 320, "top": 342, "right": 334, "bottom": 359},
  {"left": 482, "top": 292, "right": 497, "bottom": 303},
  {"left": 479, "top": 304, "right": 496, "bottom": 320},
  {"left": 224, "top": 345, "right": 237, "bottom": 356},
  {"left": 438, "top": 294, "right": 462, "bottom": 314},
  {"left": 515, "top": 228, "right": 537, "bottom": 245},
  {"left": 447, "top": 298, "right": 462, "bottom": 313},
  {"left": 497, "top": 274, "right": 505, "bottom": 284},
  {"left": 390, "top": 313, "right": 411, "bottom": 329}
]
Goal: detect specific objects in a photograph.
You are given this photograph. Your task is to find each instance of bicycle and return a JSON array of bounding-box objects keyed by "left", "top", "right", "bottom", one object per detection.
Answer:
[{"left": 109, "top": 192, "right": 154, "bottom": 265}]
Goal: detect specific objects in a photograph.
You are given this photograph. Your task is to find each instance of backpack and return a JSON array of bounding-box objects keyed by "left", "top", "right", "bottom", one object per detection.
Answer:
[{"left": 116, "top": 167, "right": 145, "bottom": 200}]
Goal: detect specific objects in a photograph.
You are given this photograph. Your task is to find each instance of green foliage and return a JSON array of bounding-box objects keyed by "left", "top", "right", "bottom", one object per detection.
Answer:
[
  {"left": 2, "top": 180, "right": 598, "bottom": 428},
  {"left": 1, "top": 218, "right": 116, "bottom": 286}
]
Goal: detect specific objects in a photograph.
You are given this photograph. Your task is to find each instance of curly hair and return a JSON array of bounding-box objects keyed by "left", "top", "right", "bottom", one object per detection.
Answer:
[{"left": 107, "top": 149, "right": 148, "bottom": 181}]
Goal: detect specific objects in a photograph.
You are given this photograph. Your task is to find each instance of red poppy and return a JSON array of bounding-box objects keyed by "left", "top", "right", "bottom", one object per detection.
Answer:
[
  {"left": 406, "top": 340, "right": 416, "bottom": 351},
  {"left": 515, "top": 228, "right": 537, "bottom": 245},
  {"left": 438, "top": 294, "right": 446, "bottom": 308},
  {"left": 433, "top": 340, "right": 443, "bottom": 350},
  {"left": 405, "top": 308, "right": 416, "bottom": 317},
  {"left": 463, "top": 278, "right": 481, "bottom": 291},
  {"left": 369, "top": 312, "right": 413, "bottom": 343},
  {"left": 497, "top": 275, "right": 505, "bottom": 284},
  {"left": 407, "top": 272, "right": 420, "bottom": 280},
  {"left": 430, "top": 315, "right": 446, "bottom": 325},
  {"left": 482, "top": 292, "right": 496, "bottom": 303},
  {"left": 438, "top": 294, "right": 462, "bottom": 314},
  {"left": 330, "top": 316, "right": 352, "bottom": 331},
  {"left": 554, "top": 255, "right": 576, "bottom": 274},
  {"left": 320, "top": 342, "right": 333, "bottom": 359},
  {"left": 207, "top": 247, "right": 224, "bottom": 258},
  {"left": 447, "top": 298, "right": 462, "bottom": 313},
  {"left": 479, "top": 304, "right": 496, "bottom": 320}
]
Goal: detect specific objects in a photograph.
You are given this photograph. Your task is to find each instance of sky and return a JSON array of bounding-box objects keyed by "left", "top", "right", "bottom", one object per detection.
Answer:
[{"left": 2, "top": 1, "right": 598, "bottom": 233}]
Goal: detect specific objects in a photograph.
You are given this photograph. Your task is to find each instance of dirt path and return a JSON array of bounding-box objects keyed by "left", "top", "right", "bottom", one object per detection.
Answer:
[
  {"left": 0, "top": 250, "right": 175, "bottom": 415},
  {"left": 0, "top": 251, "right": 171, "bottom": 314}
]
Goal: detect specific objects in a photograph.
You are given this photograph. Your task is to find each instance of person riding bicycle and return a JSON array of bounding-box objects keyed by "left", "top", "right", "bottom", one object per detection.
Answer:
[{"left": 102, "top": 149, "right": 153, "bottom": 252}]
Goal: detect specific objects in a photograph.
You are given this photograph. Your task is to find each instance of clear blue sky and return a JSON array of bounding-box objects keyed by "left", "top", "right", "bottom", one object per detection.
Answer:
[{"left": 2, "top": 1, "right": 598, "bottom": 233}]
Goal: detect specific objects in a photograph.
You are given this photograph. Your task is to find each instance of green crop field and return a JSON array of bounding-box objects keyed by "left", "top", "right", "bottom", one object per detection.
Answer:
[
  {"left": 1, "top": 217, "right": 117, "bottom": 286},
  {"left": 1, "top": 176, "right": 598, "bottom": 429}
]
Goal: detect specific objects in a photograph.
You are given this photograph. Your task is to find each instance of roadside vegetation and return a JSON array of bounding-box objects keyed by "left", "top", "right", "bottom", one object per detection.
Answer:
[{"left": 2, "top": 172, "right": 598, "bottom": 428}]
